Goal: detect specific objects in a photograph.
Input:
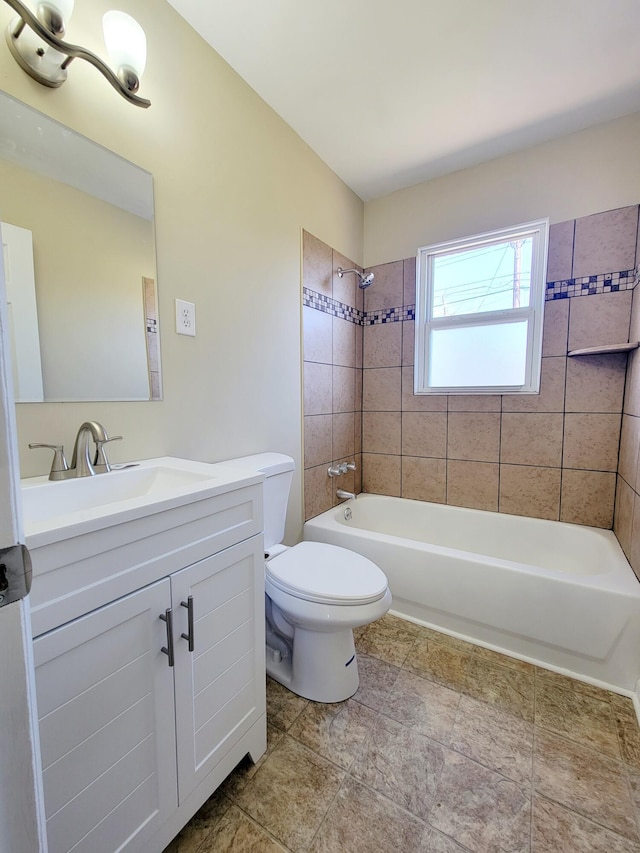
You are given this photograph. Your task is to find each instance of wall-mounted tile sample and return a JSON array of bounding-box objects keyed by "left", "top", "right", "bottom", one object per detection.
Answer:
[{"left": 573, "top": 207, "right": 638, "bottom": 279}]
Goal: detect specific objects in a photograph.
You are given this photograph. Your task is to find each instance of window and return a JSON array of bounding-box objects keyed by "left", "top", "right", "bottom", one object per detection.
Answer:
[{"left": 414, "top": 219, "right": 548, "bottom": 395}]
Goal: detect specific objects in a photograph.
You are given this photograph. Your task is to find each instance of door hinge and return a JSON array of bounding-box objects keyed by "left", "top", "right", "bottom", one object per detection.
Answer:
[{"left": 0, "top": 544, "right": 32, "bottom": 607}]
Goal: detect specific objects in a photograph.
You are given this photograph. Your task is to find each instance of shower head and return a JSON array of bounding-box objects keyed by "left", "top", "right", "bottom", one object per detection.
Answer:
[{"left": 336, "top": 267, "right": 375, "bottom": 289}]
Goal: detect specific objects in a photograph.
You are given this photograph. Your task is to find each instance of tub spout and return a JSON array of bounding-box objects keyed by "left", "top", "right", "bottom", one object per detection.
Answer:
[{"left": 336, "top": 489, "right": 356, "bottom": 501}]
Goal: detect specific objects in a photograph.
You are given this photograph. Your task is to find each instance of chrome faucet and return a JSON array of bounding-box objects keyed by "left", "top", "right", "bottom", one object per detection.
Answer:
[
  {"left": 336, "top": 489, "right": 357, "bottom": 501},
  {"left": 29, "top": 421, "right": 122, "bottom": 480}
]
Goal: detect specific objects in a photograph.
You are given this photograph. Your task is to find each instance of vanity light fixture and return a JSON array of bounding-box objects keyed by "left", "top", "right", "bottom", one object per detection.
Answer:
[{"left": 3, "top": 0, "right": 150, "bottom": 107}]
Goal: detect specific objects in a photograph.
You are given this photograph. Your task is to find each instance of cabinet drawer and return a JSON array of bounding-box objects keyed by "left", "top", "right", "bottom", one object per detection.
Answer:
[{"left": 30, "top": 483, "right": 262, "bottom": 636}]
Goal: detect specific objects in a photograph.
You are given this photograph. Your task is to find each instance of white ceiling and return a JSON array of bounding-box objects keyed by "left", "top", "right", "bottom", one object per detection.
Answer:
[{"left": 167, "top": 0, "right": 640, "bottom": 202}]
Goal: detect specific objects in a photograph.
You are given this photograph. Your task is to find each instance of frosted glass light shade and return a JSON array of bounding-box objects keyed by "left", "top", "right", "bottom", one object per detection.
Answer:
[
  {"left": 37, "top": 0, "right": 74, "bottom": 32},
  {"left": 103, "top": 11, "right": 146, "bottom": 78}
]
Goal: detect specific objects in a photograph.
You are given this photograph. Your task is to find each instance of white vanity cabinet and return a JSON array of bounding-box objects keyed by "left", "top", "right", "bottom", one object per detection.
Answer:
[{"left": 27, "top": 474, "right": 267, "bottom": 853}]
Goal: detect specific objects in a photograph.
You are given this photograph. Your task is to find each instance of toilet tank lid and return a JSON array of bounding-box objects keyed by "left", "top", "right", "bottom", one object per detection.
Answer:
[{"left": 224, "top": 452, "right": 294, "bottom": 477}]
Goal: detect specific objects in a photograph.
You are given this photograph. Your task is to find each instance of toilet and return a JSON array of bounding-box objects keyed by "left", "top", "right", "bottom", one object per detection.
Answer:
[{"left": 227, "top": 453, "right": 391, "bottom": 702}]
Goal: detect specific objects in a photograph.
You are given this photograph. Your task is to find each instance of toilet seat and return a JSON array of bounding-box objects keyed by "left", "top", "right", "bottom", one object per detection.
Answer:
[{"left": 266, "top": 541, "right": 388, "bottom": 606}]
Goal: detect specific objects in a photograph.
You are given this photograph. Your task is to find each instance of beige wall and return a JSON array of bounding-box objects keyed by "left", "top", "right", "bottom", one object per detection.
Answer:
[
  {"left": 0, "top": 0, "right": 364, "bottom": 542},
  {"left": 364, "top": 112, "right": 640, "bottom": 268}
]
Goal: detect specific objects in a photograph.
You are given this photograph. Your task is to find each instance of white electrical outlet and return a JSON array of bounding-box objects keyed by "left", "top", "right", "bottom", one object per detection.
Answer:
[{"left": 175, "top": 299, "right": 196, "bottom": 336}]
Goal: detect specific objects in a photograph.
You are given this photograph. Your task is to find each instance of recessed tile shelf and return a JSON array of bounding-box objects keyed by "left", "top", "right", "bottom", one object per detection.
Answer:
[{"left": 568, "top": 342, "right": 639, "bottom": 357}]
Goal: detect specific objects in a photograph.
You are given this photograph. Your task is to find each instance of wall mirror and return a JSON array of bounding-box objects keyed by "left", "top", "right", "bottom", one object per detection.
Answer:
[{"left": 0, "top": 90, "right": 161, "bottom": 402}]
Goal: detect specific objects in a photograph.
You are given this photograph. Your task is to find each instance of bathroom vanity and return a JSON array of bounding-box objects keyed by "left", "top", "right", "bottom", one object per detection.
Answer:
[{"left": 22, "top": 458, "right": 267, "bottom": 853}]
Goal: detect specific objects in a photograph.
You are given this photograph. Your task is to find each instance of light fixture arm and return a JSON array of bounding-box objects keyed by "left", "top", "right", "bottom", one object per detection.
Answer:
[{"left": 3, "top": 0, "right": 150, "bottom": 108}]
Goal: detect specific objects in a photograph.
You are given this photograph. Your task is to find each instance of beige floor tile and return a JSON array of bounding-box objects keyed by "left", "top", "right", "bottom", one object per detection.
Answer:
[
  {"left": 266, "top": 677, "right": 308, "bottom": 731},
  {"left": 534, "top": 667, "right": 615, "bottom": 701},
  {"left": 532, "top": 795, "right": 640, "bottom": 853},
  {"left": 235, "top": 736, "right": 345, "bottom": 852},
  {"left": 288, "top": 698, "right": 377, "bottom": 770},
  {"left": 472, "top": 644, "right": 535, "bottom": 673},
  {"left": 350, "top": 713, "right": 446, "bottom": 820},
  {"left": 533, "top": 729, "right": 638, "bottom": 840},
  {"left": 310, "top": 775, "right": 426, "bottom": 853},
  {"left": 411, "top": 625, "right": 476, "bottom": 653},
  {"left": 429, "top": 751, "right": 531, "bottom": 852},
  {"left": 198, "top": 805, "right": 289, "bottom": 852},
  {"left": 356, "top": 613, "right": 420, "bottom": 666},
  {"left": 220, "top": 723, "right": 285, "bottom": 800},
  {"left": 403, "top": 637, "right": 472, "bottom": 692},
  {"left": 615, "top": 706, "right": 640, "bottom": 769},
  {"left": 535, "top": 680, "right": 621, "bottom": 758},
  {"left": 163, "top": 788, "right": 231, "bottom": 852},
  {"left": 419, "top": 828, "right": 473, "bottom": 851},
  {"left": 449, "top": 695, "right": 534, "bottom": 784},
  {"left": 352, "top": 652, "right": 400, "bottom": 711},
  {"left": 382, "top": 669, "right": 460, "bottom": 743},
  {"left": 462, "top": 656, "right": 535, "bottom": 723}
]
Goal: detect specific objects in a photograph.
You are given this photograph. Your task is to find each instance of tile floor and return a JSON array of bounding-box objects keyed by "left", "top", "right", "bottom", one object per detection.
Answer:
[{"left": 163, "top": 614, "right": 640, "bottom": 852}]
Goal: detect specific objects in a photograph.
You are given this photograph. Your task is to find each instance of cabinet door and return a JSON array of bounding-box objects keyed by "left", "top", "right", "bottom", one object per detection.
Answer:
[
  {"left": 172, "top": 535, "right": 265, "bottom": 801},
  {"left": 33, "top": 579, "right": 177, "bottom": 853}
]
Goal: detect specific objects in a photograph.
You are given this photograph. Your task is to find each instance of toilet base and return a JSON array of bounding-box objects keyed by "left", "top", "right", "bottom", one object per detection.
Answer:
[{"left": 266, "top": 626, "right": 359, "bottom": 703}]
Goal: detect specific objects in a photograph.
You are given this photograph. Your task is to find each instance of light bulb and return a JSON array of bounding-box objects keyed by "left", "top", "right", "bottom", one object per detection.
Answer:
[{"left": 103, "top": 11, "right": 146, "bottom": 80}]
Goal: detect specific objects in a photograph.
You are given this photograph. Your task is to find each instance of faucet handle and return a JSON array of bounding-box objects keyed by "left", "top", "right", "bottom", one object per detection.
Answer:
[
  {"left": 93, "top": 436, "right": 122, "bottom": 473},
  {"left": 28, "top": 443, "right": 69, "bottom": 480}
]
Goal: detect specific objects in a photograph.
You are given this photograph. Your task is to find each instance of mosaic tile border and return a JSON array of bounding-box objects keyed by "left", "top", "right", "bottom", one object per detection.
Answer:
[
  {"left": 546, "top": 267, "right": 637, "bottom": 300},
  {"left": 305, "top": 266, "right": 640, "bottom": 326}
]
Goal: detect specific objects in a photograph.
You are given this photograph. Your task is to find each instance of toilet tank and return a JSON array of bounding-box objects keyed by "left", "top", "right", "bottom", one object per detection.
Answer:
[{"left": 223, "top": 453, "right": 294, "bottom": 549}]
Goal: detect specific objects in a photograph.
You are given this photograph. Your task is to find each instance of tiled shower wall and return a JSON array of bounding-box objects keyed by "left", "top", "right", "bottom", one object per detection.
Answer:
[{"left": 303, "top": 207, "right": 640, "bottom": 547}]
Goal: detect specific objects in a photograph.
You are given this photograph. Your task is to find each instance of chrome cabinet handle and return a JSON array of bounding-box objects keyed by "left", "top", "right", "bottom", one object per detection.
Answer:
[
  {"left": 181, "top": 596, "right": 195, "bottom": 652},
  {"left": 159, "top": 608, "right": 175, "bottom": 666}
]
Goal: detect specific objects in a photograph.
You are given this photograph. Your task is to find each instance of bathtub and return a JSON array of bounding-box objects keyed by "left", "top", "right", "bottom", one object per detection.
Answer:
[{"left": 303, "top": 494, "right": 640, "bottom": 693}]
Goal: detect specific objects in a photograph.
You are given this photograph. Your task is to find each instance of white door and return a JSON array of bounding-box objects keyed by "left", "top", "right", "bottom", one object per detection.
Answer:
[{"left": 0, "top": 227, "right": 47, "bottom": 848}]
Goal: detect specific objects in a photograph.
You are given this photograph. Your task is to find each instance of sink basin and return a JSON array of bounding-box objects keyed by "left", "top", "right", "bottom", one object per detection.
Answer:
[{"left": 21, "top": 456, "right": 262, "bottom": 547}]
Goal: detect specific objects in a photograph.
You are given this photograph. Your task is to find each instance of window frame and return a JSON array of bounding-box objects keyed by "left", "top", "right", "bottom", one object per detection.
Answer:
[{"left": 414, "top": 218, "right": 549, "bottom": 395}]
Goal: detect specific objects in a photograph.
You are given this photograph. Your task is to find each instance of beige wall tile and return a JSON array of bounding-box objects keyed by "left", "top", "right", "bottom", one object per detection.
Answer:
[
  {"left": 401, "top": 367, "right": 447, "bottom": 411},
  {"left": 304, "top": 463, "right": 334, "bottom": 520},
  {"left": 303, "top": 306, "right": 332, "bottom": 364},
  {"left": 630, "top": 284, "right": 640, "bottom": 342},
  {"left": 499, "top": 465, "right": 561, "bottom": 520},
  {"left": 364, "top": 261, "right": 403, "bottom": 311},
  {"left": 618, "top": 414, "right": 640, "bottom": 486},
  {"left": 333, "top": 366, "right": 356, "bottom": 413},
  {"left": 573, "top": 206, "right": 638, "bottom": 278},
  {"left": 402, "top": 412, "right": 447, "bottom": 458},
  {"left": 401, "top": 457, "right": 446, "bottom": 503},
  {"left": 304, "top": 415, "right": 332, "bottom": 469},
  {"left": 404, "top": 257, "right": 416, "bottom": 307},
  {"left": 563, "top": 413, "right": 621, "bottom": 471},
  {"left": 624, "top": 349, "right": 640, "bottom": 417},
  {"left": 448, "top": 413, "right": 500, "bottom": 462},
  {"left": 402, "top": 320, "right": 414, "bottom": 365},
  {"left": 542, "top": 299, "right": 569, "bottom": 357},
  {"left": 354, "top": 410, "right": 362, "bottom": 454},
  {"left": 304, "top": 362, "right": 332, "bottom": 415},
  {"left": 303, "top": 230, "right": 332, "bottom": 296},
  {"left": 568, "top": 291, "right": 632, "bottom": 352},
  {"left": 333, "top": 412, "right": 355, "bottom": 460},
  {"left": 547, "top": 220, "right": 574, "bottom": 282},
  {"left": 362, "top": 453, "right": 401, "bottom": 496},
  {"left": 448, "top": 396, "right": 501, "bottom": 412},
  {"left": 565, "top": 353, "right": 626, "bottom": 413},
  {"left": 362, "top": 412, "right": 401, "bottom": 454},
  {"left": 355, "top": 322, "right": 363, "bottom": 369},
  {"left": 332, "top": 317, "right": 356, "bottom": 368},
  {"left": 501, "top": 413, "right": 563, "bottom": 467},
  {"left": 354, "top": 367, "right": 363, "bottom": 413},
  {"left": 614, "top": 476, "right": 634, "bottom": 560},
  {"left": 354, "top": 453, "right": 363, "bottom": 492},
  {"left": 447, "top": 461, "right": 499, "bottom": 512},
  {"left": 502, "top": 357, "right": 566, "bottom": 413},
  {"left": 363, "top": 322, "right": 403, "bottom": 368},
  {"left": 333, "top": 250, "right": 358, "bottom": 307},
  {"left": 363, "top": 367, "right": 401, "bottom": 411},
  {"left": 628, "top": 494, "right": 640, "bottom": 580},
  {"left": 560, "top": 470, "right": 616, "bottom": 528}
]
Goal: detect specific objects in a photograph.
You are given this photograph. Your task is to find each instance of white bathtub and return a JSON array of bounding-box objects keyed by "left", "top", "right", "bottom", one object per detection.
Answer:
[{"left": 303, "top": 494, "right": 640, "bottom": 693}]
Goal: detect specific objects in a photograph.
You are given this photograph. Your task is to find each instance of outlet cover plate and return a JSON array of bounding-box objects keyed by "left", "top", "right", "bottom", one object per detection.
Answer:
[{"left": 175, "top": 299, "right": 196, "bottom": 336}]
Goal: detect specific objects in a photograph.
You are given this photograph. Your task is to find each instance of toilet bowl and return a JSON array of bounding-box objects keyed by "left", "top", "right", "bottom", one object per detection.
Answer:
[{"left": 225, "top": 453, "right": 391, "bottom": 703}]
